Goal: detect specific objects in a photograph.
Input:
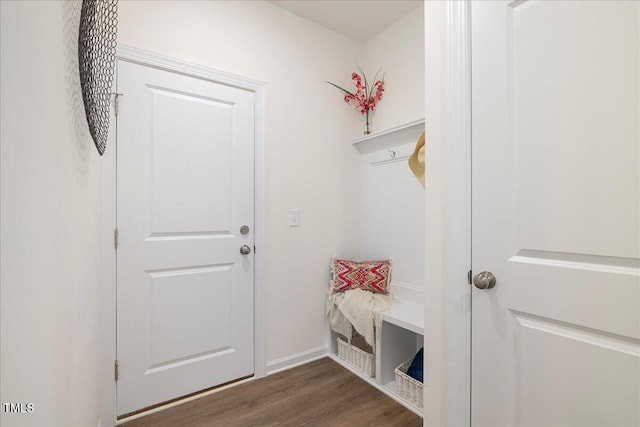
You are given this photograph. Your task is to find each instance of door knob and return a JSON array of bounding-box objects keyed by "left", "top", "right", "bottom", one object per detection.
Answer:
[
  {"left": 240, "top": 245, "right": 251, "bottom": 255},
  {"left": 473, "top": 271, "right": 496, "bottom": 289}
]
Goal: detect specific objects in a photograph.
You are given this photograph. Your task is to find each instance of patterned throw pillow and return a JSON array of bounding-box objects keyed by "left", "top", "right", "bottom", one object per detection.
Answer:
[{"left": 331, "top": 257, "right": 392, "bottom": 294}]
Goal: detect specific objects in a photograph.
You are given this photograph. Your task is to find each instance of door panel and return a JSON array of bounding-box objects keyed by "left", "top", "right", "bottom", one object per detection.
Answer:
[
  {"left": 511, "top": 0, "right": 639, "bottom": 259},
  {"left": 116, "top": 60, "right": 255, "bottom": 415},
  {"left": 472, "top": 1, "right": 639, "bottom": 426},
  {"left": 147, "top": 265, "right": 233, "bottom": 368},
  {"left": 515, "top": 313, "right": 639, "bottom": 427},
  {"left": 148, "top": 87, "right": 234, "bottom": 235}
]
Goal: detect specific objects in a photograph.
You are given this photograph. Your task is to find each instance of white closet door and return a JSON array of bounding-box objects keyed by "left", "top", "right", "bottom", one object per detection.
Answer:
[{"left": 471, "top": 1, "right": 639, "bottom": 426}]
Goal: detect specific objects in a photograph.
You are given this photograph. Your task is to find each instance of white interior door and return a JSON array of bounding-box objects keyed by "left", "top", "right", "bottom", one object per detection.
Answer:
[
  {"left": 471, "top": 1, "right": 639, "bottom": 426},
  {"left": 116, "top": 60, "right": 255, "bottom": 416}
]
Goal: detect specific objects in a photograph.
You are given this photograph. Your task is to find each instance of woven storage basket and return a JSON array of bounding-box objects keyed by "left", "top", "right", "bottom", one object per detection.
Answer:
[
  {"left": 395, "top": 359, "right": 423, "bottom": 408},
  {"left": 336, "top": 337, "right": 375, "bottom": 377}
]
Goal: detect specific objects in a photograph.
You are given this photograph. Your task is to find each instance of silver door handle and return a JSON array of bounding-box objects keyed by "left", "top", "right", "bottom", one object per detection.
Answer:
[
  {"left": 240, "top": 245, "right": 251, "bottom": 255},
  {"left": 473, "top": 271, "right": 496, "bottom": 289}
]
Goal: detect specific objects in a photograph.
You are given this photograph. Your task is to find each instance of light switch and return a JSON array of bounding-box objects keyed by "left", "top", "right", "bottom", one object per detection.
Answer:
[{"left": 288, "top": 209, "right": 300, "bottom": 227}]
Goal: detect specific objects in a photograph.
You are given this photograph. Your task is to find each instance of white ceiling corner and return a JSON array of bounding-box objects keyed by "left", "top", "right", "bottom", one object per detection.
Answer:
[{"left": 268, "top": 0, "right": 423, "bottom": 43}]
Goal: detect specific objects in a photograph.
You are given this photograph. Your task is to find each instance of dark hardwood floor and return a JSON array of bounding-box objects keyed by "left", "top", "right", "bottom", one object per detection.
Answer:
[{"left": 122, "top": 357, "right": 422, "bottom": 427}]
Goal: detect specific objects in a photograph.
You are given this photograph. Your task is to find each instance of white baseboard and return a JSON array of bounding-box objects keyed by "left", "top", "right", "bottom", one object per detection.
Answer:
[{"left": 266, "top": 345, "right": 328, "bottom": 375}]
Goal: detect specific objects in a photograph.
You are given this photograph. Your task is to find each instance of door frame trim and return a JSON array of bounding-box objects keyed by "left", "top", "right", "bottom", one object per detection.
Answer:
[
  {"left": 423, "top": 1, "right": 471, "bottom": 426},
  {"left": 99, "top": 44, "right": 267, "bottom": 424}
]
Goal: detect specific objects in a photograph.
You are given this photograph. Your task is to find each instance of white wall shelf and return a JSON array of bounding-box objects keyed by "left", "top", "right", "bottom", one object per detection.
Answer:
[{"left": 352, "top": 118, "right": 425, "bottom": 154}]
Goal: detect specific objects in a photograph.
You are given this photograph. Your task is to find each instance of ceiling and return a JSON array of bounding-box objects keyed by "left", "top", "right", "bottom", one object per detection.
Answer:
[{"left": 269, "top": 1, "right": 423, "bottom": 43}]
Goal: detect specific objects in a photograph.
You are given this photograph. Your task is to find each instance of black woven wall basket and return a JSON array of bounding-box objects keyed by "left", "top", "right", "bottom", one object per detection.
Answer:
[{"left": 78, "top": 0, "right": 118, "bottom": 156}]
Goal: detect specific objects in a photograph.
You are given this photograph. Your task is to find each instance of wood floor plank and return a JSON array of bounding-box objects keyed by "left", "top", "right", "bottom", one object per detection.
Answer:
[{"left": 121, "top": 357, "right": 422, "bottom": 427}]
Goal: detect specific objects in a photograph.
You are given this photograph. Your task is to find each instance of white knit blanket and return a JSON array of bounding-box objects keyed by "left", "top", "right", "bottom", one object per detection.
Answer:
[{"left": 326, "top": 288, "right": 395, "bottom": 347}]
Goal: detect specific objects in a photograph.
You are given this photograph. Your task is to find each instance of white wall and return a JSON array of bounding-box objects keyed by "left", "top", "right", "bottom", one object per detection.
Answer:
[
  {"left": 423, "top": 2, "right": 446, "bottom": 424},
  {"left": 116, "top": 0, "right": 364, "bottom": 365},
  {"left": 0, "top": 2, "right": 101, "bottom": 426},
  {"left": 423, "top": 2, "right": 470, "bottom": 426},
  {"left": 360, "top": 142, "right": 425, "bottom": 290},
  {"left": 363, "top": 5, "right": 425, "bottom": 132}
]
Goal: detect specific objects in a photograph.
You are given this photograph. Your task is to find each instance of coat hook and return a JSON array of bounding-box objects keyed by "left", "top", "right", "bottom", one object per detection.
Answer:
[{"left": 388, "top": 149, "right": 396, "bottom": 159}]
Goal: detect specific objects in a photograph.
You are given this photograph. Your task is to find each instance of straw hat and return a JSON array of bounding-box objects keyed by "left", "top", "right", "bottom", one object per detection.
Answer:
[{"left": 408, "top": 131, "right": 425, "bottom": 187}]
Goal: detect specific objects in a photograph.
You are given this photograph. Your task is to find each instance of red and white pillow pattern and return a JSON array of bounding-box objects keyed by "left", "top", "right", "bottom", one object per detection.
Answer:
[{"left": 331, "top": 257, "right": 392, "bottom": 294}]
